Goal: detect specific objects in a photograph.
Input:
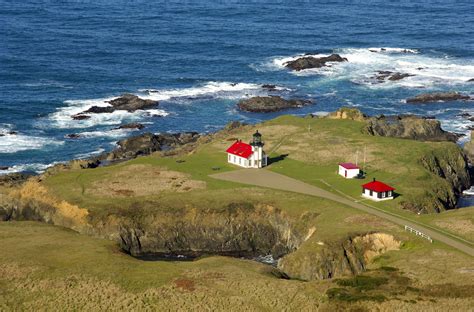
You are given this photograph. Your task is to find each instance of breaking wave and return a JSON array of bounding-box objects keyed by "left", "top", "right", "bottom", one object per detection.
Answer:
[
  {"left": 0, "top": 128, "right": 64, "bottom": 154},
  {"left": 140, "top": 81, "right": 288, "bottom": 101},
  {"left": 267, "top": 47, "right": 474, "bottom": 88},
  {"left": 0, "top": 162, "right": 62, "bottom": 175},
  {"left": 47, "top": 81, "right": 285, "bottom": 129}
]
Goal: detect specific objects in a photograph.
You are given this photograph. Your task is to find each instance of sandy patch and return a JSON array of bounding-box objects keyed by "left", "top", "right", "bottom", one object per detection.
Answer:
[{"left": 87, "top": 164, "right": 206, "bottom": 197}]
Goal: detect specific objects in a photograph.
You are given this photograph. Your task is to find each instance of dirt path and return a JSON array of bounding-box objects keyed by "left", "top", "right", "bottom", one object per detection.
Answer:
[{"left": 211, "top": 169, "right": 474, "bottom": 257}]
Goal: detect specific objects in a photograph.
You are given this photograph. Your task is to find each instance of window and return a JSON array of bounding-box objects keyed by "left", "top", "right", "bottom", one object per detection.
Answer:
[
  {"left": 233, "top": 156, "right": 236, "bottom": 162},
  {"left": 239, "top": 158, "right": 241, "bottom": 164},
  {"left": 370, "top": 190, "right": 373, "bottom": 196},
  {"left": 254, "top": 160, "right": 257, "bottom": 166},
  {"left": 382, "top": 192, "right": 386, "bottom": 198},
  {"left": 228, "top": 154, "right": 231, "bottom": 161},
  {"left": 388, "top": 191, "right": 392, "bottom": 197}
]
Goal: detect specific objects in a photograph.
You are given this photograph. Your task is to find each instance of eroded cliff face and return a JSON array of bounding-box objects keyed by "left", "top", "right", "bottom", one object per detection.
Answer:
[
  {"left": 405, "top": 148, "right": 471, "bottom": 213},
  {"left": 277, "top": 233, "right": 400, "bottom": 281},
  {"left": 1, "top": 184, "right": 315, "bottom": 260},
  {"left": 117, "top": 203, "right": 311, "bottom": 259}
]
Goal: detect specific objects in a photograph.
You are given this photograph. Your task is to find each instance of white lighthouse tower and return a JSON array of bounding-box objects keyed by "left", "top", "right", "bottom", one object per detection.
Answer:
[{"left": 249, "top": 130, "right": 267, "bottom": 168}]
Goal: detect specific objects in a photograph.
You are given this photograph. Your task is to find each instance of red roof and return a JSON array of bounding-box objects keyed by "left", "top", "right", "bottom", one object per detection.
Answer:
[
  {"left": 226, "top": 141, "right": 253, "bottom": 158},
  {"left": 362, "top": 180, "right": 395, "bottom": 192},
  {"left": 339, "top": 162, "right": 359, "bottom": 170}
]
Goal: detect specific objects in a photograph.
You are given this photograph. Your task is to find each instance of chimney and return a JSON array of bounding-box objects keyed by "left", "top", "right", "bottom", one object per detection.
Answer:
[{"left": 373, "top": 178, "right": 376, "bottom": 182}]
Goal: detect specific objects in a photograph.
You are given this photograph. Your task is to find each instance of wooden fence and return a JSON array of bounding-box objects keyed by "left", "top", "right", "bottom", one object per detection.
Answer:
[{"left": 404, "top": 225, "right": 433, "bottom": 243}]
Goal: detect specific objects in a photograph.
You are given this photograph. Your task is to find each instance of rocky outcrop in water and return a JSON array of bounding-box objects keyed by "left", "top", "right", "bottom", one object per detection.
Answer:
[
  {"left": 114, "top": 123, "right": 145, "bottom": 130},
  {"left": 72, "top": 94, "right": 158, "bottom": 120},
  {"left": 278, "top": 233, "right": 400, "bottom": 280},
  {"left": 285, "top": 54, "right": 347, "bottom": 71},
  {"left": 364, "top": 115, "right": 460, "bottom": 142},
  {"left": 406, "top": 92, "right": 471, "bottom": 103},
  {"left": 373, "top": 71, "right": 414, "bottom": 82},
  {"left": 238, "top": 96, "right": 311, "bottom": 113}
]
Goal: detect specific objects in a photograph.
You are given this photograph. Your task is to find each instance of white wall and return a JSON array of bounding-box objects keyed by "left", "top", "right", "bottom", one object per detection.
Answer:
[
  {"left": 338, "top": 166, "right": 360, "bottom": 179},
  {"left": 362, "top": 188, "right": 393, "bottom": 201}
]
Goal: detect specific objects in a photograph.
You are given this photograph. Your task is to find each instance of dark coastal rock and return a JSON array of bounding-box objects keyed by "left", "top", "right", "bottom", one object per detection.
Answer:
[
  {"left": 114, "top": 123, "right": 145, "bottom": 130},
  {"left": 468, "top": 78, "right": 474, "bottom": 82},
  {"left": 364, "top": 115, "right": 460, "bottom": 142},
  {"left": 0, "top": 166, "right": 9, "bottom": 171},
  {"left": 84, "top": 106, "right": 115, "bottom": 114},
  {"left": 66, "top": 134, "right": 81, "bottom": 139},
  {"left": 107, "top": 132, "right": 200, "bottom": 160},
  {"left": 285, "top": 54, "right": 347, "bottom": 71},
  {"left": 406, "top": 92, "right": 471, "bottom": 103},
  {"left": 8, "top": 131, "right": 17, "bottom": 135},
  {"left": 372, "top": 71, "right": 414, "bottom": 83},
  {"left": 238, "top": 96, "right": 312, "bottom": 113},
  {"left": 82, "top": 94, "right": 158, "bottom": 115},
  {"left": 261, "top": 84, "right": 277, "bottom": 90},
  {"left": 72, "top": 114, "right": 91, "bottom": 120}
]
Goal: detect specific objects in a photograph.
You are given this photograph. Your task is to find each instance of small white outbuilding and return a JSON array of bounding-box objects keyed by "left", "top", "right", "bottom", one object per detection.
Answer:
[
  {"left": 361, "top": 179, "right": 395, "bottom": 201},
  {"left": 338, "top": 163, "right": 360, "bottom": 179}
]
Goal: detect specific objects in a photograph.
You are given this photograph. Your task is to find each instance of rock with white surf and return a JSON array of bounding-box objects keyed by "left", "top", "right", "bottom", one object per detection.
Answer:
[
  {"left": 406, "top": 92, "right": 471, "bottom": 103},
  {"left": 284, "top": 54, "right": 347, "bottom": 71}
]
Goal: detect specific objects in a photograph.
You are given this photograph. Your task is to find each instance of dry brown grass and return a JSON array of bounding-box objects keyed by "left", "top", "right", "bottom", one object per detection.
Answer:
[
  {"left": 344, "top": 214, "right": 396, "bottom": 229},
  {"left": 435, "top": 219, "right": 474, "bottom": 240},
  {"left": 12, "top": 180, "right": 89, "bottom": 231},
  {"left": 87, "top": 164, "right": 206, "bottom": 197}
]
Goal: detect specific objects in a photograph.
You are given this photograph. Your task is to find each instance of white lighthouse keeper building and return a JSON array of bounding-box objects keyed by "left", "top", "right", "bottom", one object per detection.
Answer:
[{"left": 226, "top": 130, "right": 267, "bottom": 168}]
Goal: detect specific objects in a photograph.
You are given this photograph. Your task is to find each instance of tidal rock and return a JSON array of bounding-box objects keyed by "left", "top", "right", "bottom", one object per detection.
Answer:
[
  {"left": 261, "top": 84, "right": 277, "bottom": 90},
  {"left": 114, "top": 123, "right": 145, "bottom": 130},
  {"left": 364, "top": 115, "right": 460, "bottom": 142},
  {"left": 285, "top": 54, "right": 347, "bottom": 71},
  {"left": 406, "top": 92, "right": 470, "bottom": 103},
  {"left": 72, "top": 114, "right": 91, "bottom": 120},
  {"left": 468, "top": 78, "right": 474, "bottom": 82},
  {"left": 238, "top": 96, "right": 312, "bottom": 113},
  {"left": 374, "top": 71, "right": 414, "bottom": 82},
  {"left": 66, "top": 134, "right": 81, "bottom": 139},
  {"left": 0, "top": 166, "right": 8, "bottom": 170},
  {"left": 83, "top": 94, "right": 158, "bottom": 115}
]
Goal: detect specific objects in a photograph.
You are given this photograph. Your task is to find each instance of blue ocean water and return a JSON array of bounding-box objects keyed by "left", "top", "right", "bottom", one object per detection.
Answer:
[{"left": 1, "top": 1, "right": 473, "bottom": 173}]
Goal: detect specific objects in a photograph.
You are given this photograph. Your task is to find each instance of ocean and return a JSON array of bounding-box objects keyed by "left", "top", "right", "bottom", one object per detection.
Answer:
[{"left": 1, "top": 1, "right": 473, "bottom": 173}]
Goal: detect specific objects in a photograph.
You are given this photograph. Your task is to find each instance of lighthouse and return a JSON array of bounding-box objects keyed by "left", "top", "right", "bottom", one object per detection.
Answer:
[{"left": 226, "top": 130, "right": 268, "bottom": 168}]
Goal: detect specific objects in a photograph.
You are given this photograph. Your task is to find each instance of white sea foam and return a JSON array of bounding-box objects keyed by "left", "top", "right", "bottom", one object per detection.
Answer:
[
  {"left": 141, "top": 81, "right": 285, "bottom": 102},
  {"left": 269, "top": 48, "right": 474, "bottom": 88},
  {"left": 48, "top": 81, "right": 280, "bottom": 129},
  {"left": 74, "top": 148, "right": 106, "bottom": 159},
  {"left": 0, "top": 132, "right": 64, "bottom": 154},
  {"left": 47, "top": 97, "right": 169, "bottom": 129},
  {"left": 0, "top": 162, "right": 62, "bottom": 175}
]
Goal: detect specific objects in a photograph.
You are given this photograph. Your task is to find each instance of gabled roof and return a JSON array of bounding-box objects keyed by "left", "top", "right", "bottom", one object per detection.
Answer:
[
  {"left": 339, "top": 162, "right": 359, "bottom": 170},
  {"left": 362, "top": 180, "right": 395, "bottom": 192},
  {"left": 226, "top": 141, "right": 253, "bottom": 159}
]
